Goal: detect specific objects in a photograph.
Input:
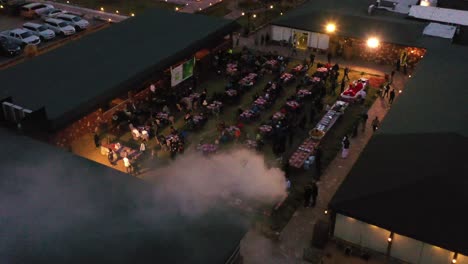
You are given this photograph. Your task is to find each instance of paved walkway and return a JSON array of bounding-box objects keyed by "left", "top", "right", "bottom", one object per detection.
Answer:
[{"left": 240, "top": 61, "right": 408, "bottom": 263}]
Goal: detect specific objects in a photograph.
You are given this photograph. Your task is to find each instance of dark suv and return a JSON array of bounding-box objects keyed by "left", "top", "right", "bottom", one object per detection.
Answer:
[{"left": 0, "top": 35, "right": 22, "bottom": 57}]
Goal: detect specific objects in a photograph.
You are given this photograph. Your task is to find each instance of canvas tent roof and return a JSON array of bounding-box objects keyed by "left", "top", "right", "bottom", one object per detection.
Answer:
[
  {"left": 409, "top": 5, "right": 468, "bottom": 26},
  {"left": 0, "top": 9, "right": 238, "bottom": 130},
  {"left": 330, "top": 38, "right": 468, "bottom": 254},
  {"left": 0, "top": 128, "right": 246, "bottom": 263},
  {"left": 423, "top": 22, "right": 457, "bottom": 38}
]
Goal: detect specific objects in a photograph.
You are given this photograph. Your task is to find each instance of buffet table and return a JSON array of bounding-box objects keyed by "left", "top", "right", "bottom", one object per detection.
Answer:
[
  {"left": 288, "top": 100, "right": 349, "bottom": 168},
  {"left": 288, "top": 138, "right": 318, "bottom": 168}
]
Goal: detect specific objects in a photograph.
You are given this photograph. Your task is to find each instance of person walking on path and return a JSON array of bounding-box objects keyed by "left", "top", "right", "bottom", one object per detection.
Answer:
[
  {"left": 341, "top": 135, "right": 350, "bottom": 158},
  {"left": 361, "top": 111, "right": 369, "bottom": 132},
  {"left": 304, "top": 184, "right": 312, "bottom": 207},
  {"left": 327, "top": 52, "right": 332, "bottom": 63},
  {"left": 310, "top": 180, "right": 319, "bottom": 207},
  {"left": 93, "top": 133, "right": 100, "bottom": 148},
  {"left": 371, "top": 116, "right": 380, "bottom": 132},
  {"left": 383, "top": 84, "right": 390, "bottom": 98},
  {"left": 389, "top": 89, "right": 396, "bottom": 105}
]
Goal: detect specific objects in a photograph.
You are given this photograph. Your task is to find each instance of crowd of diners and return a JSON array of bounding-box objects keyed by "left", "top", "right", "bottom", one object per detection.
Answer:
[{"left": 102, "top": 46, "right": 348, "bottom": 174}]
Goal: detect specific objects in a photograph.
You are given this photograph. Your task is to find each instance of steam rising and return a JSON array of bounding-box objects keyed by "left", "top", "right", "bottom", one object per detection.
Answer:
[
  {"left": 0, "top": 146, "right": 286, "bottom": 263},
  {"left": 147, "top": 148, "right": 287, "bottom": 216}
]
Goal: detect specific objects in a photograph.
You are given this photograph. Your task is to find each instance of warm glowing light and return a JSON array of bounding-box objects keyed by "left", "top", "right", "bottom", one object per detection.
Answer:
[
  {"left": 100, "top": 7, "right": 104, "bottom": 11},
  {"left": 399, "top": 90, "right": 402, "bottom": 93},
  {"left": 367, "top": 37, "right": 380, "bottom": 48},
  {"left": 409, "top": 75, "right": 412, "bottom": 78},
  {"left": 387, "top": 237, "right": 392, "bottom": 242},
  {"left": 452, "top": 259, "right": 457, "bottom": 264},
  {"left": 411, "top": 50, "right": 414, "bottom": 53},
  {"left": 209, "top": 2, "right": 212, "bottom": 5},
  {"left": 280, "top": 12, "right": 283, "bottom": 15},
  {"left": 131, "top": 13, "right": 135, "bottom": 17},
  {"left": 325, "top": 23, "right": 336, "bottom": 33},
  {"left": 252, "top": 14, "right": 257, "bottom": 18},
  {"left": 186, "top": 3, "right": 188, "bottom": 5},
  {"left": 420, "top": 0, "right": 430, "bottom": 6},
  {"left": 0, "top": 4, "right": 4, "bottom": 8},
  {"left": 198, "top": 7, "right": 202, "bottom": 10},
  {"left": 66, "top": 0, "right": 69, "bottom": 3},
  {"left": 241, "top": 12, "right": 245, "bottom": 16},
  {"left": 108, "top": 18, "right": 112, "bottom": 22},
  {"left": 270, "top": 5, "right": 274, "bottom": 9},
  {"left": 115, "top": 10, "right": 119, "bottom": 13},
  {"left": 324, "top": 210, "right": 328, "bottom": 214},
  {"left": 175, "top": 7, "right": 179, "bottom": 11}
]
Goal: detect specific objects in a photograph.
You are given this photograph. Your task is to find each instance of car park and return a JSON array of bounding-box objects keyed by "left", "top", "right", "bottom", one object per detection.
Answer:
[
  {"left": 0, "top": 35, "right": 22, "bottom": 57},
  {"left": 20, "top": 2, "right": 53, "bottom": 19},
  {"left": 43, "top": 18, "right": 75, "bottom": 36},
  {"left": 1, "top": 28, "right": 40, "bottom": 46},
  {"left": 55, "top": 13, "right": 89, "bottom": 30},
  {"left": 23, "top": 22, "right": 55, "bottom": 40}
]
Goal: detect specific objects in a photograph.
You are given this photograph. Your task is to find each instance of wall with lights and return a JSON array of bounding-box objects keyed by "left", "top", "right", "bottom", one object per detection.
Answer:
[{"left": 334, "top": 214, "right": 462, "bottom": 264}]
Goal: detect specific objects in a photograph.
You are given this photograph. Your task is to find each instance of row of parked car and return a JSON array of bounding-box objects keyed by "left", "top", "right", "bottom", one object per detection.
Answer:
[{"left": 0, "top": 2, "right": 90, "bottom": 57}]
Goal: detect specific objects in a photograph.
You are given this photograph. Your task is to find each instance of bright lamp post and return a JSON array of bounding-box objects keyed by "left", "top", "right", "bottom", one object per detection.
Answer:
[
  {"left": 367, "top": 37, "right": 380, "bottom": 48},
  {"left": 317, "top": 23, "right": 336, "bottom": 51}
]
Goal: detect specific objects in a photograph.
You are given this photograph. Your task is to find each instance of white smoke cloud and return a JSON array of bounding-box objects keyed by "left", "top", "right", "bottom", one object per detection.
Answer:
[{"left": 145, "top": 148, "right": 287, "bottom": 217}]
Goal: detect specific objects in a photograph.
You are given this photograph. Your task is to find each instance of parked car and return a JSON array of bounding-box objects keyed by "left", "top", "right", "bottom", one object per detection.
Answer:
[
  {"left": 0, "top": 35, "right": 22, "bottom": 57},
  {"left": 1, "top": 28, "right": 40, "bottom": 46},
  {"left": 23, "top": 22, "right": 55, "bottom": 41},
  {"left": 55, "top": 13, "right": 89, "bottom": 30},
  {"left": 20, "top": 2, "right": 53, "bottom": 19},
  {"left": 43, "top": 18, "right": 75, "bottom": 36},
  {"left": 40, "top": 8, "right": 65, "bottom": 19}
]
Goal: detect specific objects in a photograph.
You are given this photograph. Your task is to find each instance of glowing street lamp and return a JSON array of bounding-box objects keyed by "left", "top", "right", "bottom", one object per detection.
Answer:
[
  {"left": 252, "top": 14, "right": 257, "bottom": 18},
  {"left": 270, "top": 5, "right": 274, "bottom": 9},
  {"left": 131, "top": 13, "right": 135, "bottom": 17},
  {"left": 241, "top": 12, "right": 245, "bottom": 16},
  {"left": 175, "top": 7, "right": 179, "bottom": 11},
  {"left": 100, "top": 7, "right": 104, "bottom": 11},
  {"left": 325, "top": 23, "right": 336, "bottom": 33},
  {"left": 367, "top": 37, "right": 380, "bottom": 48}
]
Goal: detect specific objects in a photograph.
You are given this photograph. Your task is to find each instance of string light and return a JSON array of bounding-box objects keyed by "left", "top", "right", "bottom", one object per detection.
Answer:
[
  {"left": 131, "top": 13, "right": 135, "bottom": 17},
  {"left": 100, "top": 7, "right": 104, "bottom": 11},
  {"left": 115, "top": 10, "right": 119, "bottom": 14}
]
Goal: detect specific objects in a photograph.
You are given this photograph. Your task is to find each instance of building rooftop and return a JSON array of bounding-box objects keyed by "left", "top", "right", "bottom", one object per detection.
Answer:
[
  {"left": 274, "top": 0, "right": 468, "bottom": 255},
  {"left": 0, "top": 9, "right": 237, "bottom": 130},
  {"left": 0, "top": 128, "right": 246, "bottom": 263}
]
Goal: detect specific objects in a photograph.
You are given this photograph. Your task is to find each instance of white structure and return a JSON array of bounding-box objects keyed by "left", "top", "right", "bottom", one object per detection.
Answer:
[
  {"left": 423, "top": 23, "right": 457, "bottom": 39},
  {"left": 270, "top": 25, "right": 330, "bottom": 50},
  {"left": 334, "top": 214, "right": 468, "bottom": 264},
  {"left": 409, "top": 5, "right": 468, "bottom": 26}
]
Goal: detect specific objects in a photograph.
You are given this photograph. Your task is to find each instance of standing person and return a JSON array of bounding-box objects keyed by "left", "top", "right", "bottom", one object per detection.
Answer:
[
  {"left": 396, "top": 58, "right": 401, "bottom": 72},
  {"left": 304, "top": 184, "right": 312, "bottom": 207},
  {"left": 340, "top": 78, "right": 346, "bottom": 94},
  {"left": 310, "top": 180, "right": 318, "bottom": 207},
  {"left": 309, "top": 53, "right": 315, "bottom": 67},
  {"left": 371, "top": 116, "right": 380, "bottom": 132},
  {"left": 361, "top": 111, "right": 368, "bottom": 132},
  {"left": 343, "top": 67, "right": 350, "bottom": 81},
  {"left": 107, "top": 149, "right": 115, "bottom": 165},
  {"left": 123, "top": 156, "right": 132, "bottom": 174},
  {"left": 314, "top": 146, "right": 322, "bottom": 179},
  {"left": 341, "top": 135, "right": 350, "bottom": 158},
  {"left": 93, "top": 133, "right": 100, "bottom": 148},
  {"left": 390, "top": 70, "right": 395, "bottom": 84},
  {"left": 389, "top": 89, "right": 396, "bottom": 105},
  {"left": 327, "top": 52, "right": 332, "bottom": 64}
]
